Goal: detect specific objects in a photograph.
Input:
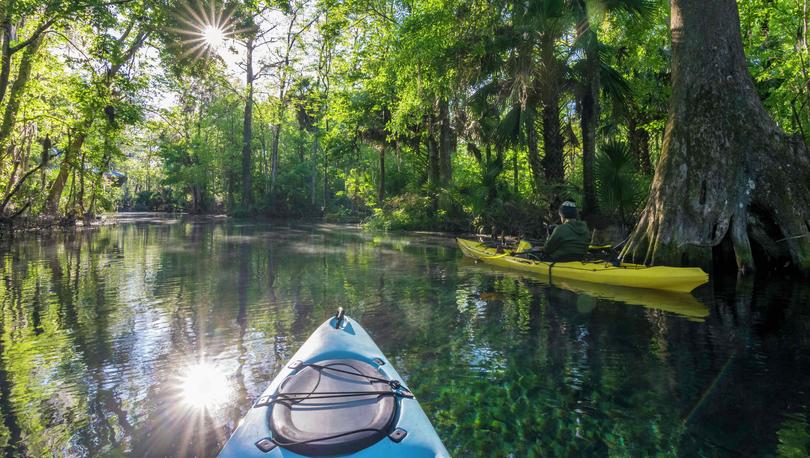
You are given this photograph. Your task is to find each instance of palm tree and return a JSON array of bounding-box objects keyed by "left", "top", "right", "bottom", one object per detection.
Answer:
[
  {"left": 570, "top": 0, "right": 654, "bottom": 218},
  {"left": 465, "top": 0, "right": 570, "bottom": 199}
]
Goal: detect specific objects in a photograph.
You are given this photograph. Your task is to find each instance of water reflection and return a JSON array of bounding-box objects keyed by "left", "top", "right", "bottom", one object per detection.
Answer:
[{"left": 0, "top": 216, "right": 808, "bottom": 457}]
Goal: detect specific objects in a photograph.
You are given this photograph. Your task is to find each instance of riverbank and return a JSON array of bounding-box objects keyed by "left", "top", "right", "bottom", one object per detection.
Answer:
[
  {"left": 0, "top": 214, "right": 85, "bottom": 240},
  {"left": 0, "top": 212, "right": 188, "bottom": 241},
  {"left": 0, "top": 210, "right": 627, "bottom": 251}
]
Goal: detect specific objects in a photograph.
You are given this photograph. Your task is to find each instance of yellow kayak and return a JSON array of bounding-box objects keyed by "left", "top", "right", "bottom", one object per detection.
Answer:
[{"left": 457, "top": 238, "right": 709, "bottom": 293}]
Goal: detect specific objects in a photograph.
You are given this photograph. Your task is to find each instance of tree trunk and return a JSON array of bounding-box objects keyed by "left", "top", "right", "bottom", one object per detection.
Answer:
[
  {"left": 621, "top": 0, "right": 810, "bottom": 273},
  {"left": 45, "top": 121, "right": 92, "bottom": 214},
  {"left": 540, "top": 36, "right": 565, "bottom": 185},
  {"left": 525, "top": 106, "right": 543, "bottom": 193},
  {"left": 438, "top": 99, "right": 452, "bottom": 186},
  {"left": 520, "top": 30, "right": 543, "bottom": 195},
  {"left": 378, "top": 146, "right": 385, "bottom": 203},
  {"left": 484, "top": 144, "right": 504, "bottom": 205},
  {"left": 426, "top": 115, "right": 440, "bottom": 189},
  {"left": 628, "top": 115, "right": 653, "bottom": 174},
  {"left": 297, "top": 132, "right": 304, "bottom": 163},
  {"left": 87, "top": 134, "right": 113, "bottom": 217},
  {"left": 579, "top": 20, "right": 600, "bottom": 217},
  {"left": 0, "top": 34, "right": 42, "bottom": 156},
  {"left": 260, "top": 130, "right": 269, "bottom": 196},
  {"left": 241, "top": 41, "right": 254, "bottom": 210},
  {"left": 190, "top": 184, "right": 202, "bottom": 213},
  {"left": 311, "top": 129, "right": 318, "bottom": 206},
  {"left": 323, "top": 143, "right": 328, "bottom": 209},
  {"left": 0, "top": 134, "right": 43, "bottom": 215},
  {"left": 0, "top": 17, "right": 13, "bottom": 107},
  {"left": 78, "top": 152, "right": 85, "bottom": 213},
  {"left": 802, "top": 0, "right": 807, "bottom": 51},
  {"left": 269, "top": 123, "right": 281, "bottom": 196}
]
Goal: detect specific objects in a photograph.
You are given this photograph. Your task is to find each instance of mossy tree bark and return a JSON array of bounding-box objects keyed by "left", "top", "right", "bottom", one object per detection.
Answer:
[{"left": 621, "top": 0, "right": 810, "bottom": 273}]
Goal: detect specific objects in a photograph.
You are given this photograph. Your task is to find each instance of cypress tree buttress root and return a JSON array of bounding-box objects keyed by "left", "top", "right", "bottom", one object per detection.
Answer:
[{"left": 620, "top": 0, "right": 810, "bottom": 274}]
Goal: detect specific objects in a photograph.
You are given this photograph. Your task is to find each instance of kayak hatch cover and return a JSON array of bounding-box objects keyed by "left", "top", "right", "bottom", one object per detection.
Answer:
[{"left": 218, "top": 308, "right": 450, "bottom": 458}]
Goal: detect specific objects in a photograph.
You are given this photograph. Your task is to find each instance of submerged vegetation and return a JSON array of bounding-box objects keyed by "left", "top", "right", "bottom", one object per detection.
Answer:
[{"left": 0, "top": 0, "right": 808, "bottom": 270}]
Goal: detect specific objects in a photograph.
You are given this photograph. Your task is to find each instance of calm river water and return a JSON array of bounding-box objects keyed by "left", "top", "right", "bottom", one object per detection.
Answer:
[{"left": 0, "top": 215, "right": 808, "bottom": 457}]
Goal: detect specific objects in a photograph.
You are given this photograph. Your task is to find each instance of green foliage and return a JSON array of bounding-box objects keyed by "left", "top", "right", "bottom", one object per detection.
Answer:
[
  {"left": 739, "top": 0, "right": 810, "bottom": 141},
  {"left": 130, "top": 190, "right": 172, "bottom": 211},
  {"left": 595, "top": 141, "right": 647, "bottom": 225},
  {"left": 1, "top": 0, "right": 807, "bottom": 240},
  {"left": 337, "top": 168, "right": 378, "bottom": 211},
  {"left": 363, "top": 187, "right": 468, "bottom": 232},
  {"left": 364, "top": 193, "right": 435, "bottom": 231}
]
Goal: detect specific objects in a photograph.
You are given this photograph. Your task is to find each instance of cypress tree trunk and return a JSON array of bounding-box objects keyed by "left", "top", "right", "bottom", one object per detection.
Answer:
[{"left": 621, "top": 0, "right": 810, "bottom": 273}]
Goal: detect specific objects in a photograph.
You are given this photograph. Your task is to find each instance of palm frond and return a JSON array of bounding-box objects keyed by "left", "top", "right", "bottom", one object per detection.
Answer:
[
  {"left": 596, "top": 140, "right": 644, "bottom": 224},
  {"left": 604, "top": 0, "right": 657, "bottom": 18},
  {"left": 600, "top": 60, "right": 631, "bottom": 109},
  {"left": 468, "top": 79, "right": 500, "bottom": 114},
  {"left": 495, "top": 104, "right": 523, "bottom": 147}
]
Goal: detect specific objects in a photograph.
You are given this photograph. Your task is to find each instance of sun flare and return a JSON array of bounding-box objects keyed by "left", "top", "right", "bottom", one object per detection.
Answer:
[
  {"left": 202, "top": 25, "right": 226, "bottom": 49},
  {"left": 172, "top": 1, "right": 238, "bottom": 59},
  {"left": 179, "top": 362, "right": 231, "bottom": 409}
]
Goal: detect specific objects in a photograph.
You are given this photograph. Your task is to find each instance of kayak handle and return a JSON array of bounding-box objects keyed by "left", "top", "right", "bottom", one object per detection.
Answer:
[{"left": 334, "top": 307, "right": 345, "bottom": 329}]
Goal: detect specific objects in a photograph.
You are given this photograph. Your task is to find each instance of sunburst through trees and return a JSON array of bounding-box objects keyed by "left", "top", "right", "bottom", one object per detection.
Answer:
[{"left": 172, "top": 1, "right": 239, "bottom": 59}]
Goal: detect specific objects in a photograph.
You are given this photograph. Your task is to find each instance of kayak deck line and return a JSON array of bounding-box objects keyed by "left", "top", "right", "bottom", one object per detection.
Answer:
[
  {"left": 253, "top": 360, "right": 415, "bottom": 408},
  {"left": 218, "top": 309, "right": 450, "bottom": 458},
  {"left": 457, "top": 237, "right": 709, "bottom": 293}
]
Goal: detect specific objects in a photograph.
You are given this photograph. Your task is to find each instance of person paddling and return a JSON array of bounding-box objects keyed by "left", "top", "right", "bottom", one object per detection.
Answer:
[{"left": 543, "top": 201, "right": 589, "bottom": 262}]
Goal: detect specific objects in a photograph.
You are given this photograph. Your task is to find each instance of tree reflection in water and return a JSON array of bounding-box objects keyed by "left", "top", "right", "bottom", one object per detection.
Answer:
[{"left": 0, "top": 215, "right": 807, "bottom": 457}]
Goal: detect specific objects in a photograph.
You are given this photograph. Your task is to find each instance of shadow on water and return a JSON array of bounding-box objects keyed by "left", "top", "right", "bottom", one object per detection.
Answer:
[{"left": 0, "top": 214, "right": 808, "bottom": 457}]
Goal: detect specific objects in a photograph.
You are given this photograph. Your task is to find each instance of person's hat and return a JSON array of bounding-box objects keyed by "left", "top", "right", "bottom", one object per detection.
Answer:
[{"left": 559, "top": 201, "right": 578, "bottom": 219}]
